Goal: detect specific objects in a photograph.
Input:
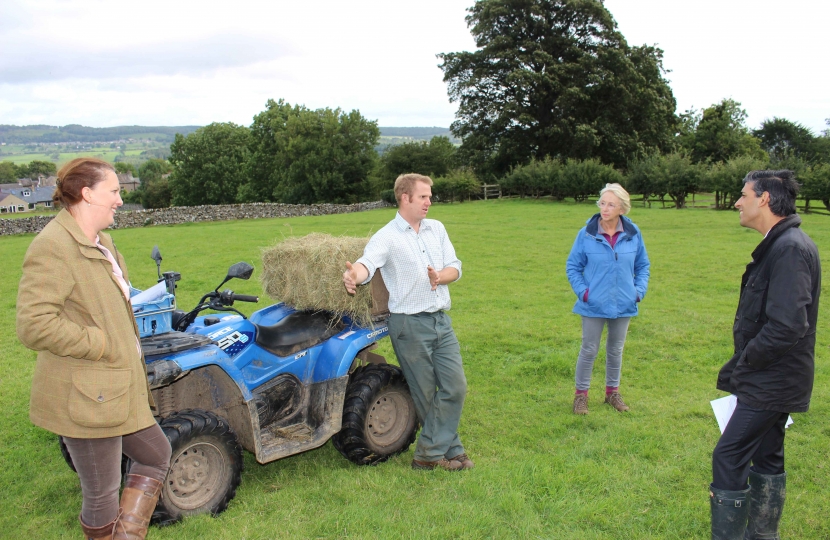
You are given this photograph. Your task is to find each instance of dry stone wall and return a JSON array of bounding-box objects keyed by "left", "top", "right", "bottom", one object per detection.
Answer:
[{"left": 0, "top": 201, "right": 391, "bottom": 236}]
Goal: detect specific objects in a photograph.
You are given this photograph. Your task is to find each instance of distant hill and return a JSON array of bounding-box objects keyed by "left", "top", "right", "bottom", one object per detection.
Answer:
[
  {"left": 379, "top": 127, "right": 451, "bottom": 138},
  {"left": 0, "top": 124, "right": 455, "bottom": 145},
  {"left": 0, "top": 125, "right": 201, "bottom": 144}
]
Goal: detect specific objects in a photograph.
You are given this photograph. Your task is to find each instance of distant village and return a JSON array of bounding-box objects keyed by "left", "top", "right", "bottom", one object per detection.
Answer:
[{"left": 0, "top": 173, "right": 140, "bottom": 214}]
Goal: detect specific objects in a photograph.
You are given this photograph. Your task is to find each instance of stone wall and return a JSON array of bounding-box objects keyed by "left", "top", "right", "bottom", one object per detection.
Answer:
[{"left": 0, "top": 201, "right": 391, "bottom": 236}]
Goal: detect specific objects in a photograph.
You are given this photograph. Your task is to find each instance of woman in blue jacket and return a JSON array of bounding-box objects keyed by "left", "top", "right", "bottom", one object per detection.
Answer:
[{"left": 566, "top": 183, "right": 650, "bottom": 415}]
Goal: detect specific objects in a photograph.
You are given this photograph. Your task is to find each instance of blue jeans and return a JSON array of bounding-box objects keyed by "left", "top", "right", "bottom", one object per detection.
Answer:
[
  {"left": 575, "top": 316, "right": 631, "bottom": 391},
  {"left": 388, "top": 311, "right": 467, "bottom": 462}
]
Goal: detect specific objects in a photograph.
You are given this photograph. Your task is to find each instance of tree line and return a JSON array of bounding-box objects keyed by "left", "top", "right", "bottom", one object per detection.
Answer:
[
  {"left": 7, "top": 0, "right": 830, "bottom": 212},
  {"left": 0, "top": 160, "right": 57, "bottom": 182},
  {"left": 149, "top": 0, "right": 828, "bottom": 212}
]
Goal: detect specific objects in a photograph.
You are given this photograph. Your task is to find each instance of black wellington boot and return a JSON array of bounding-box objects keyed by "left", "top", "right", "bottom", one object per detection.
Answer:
[
  {"left": 745, "top": 469, "right": 786, "bottom": 540},
  {"left": 710, "top": 483, "right": 751, "bottom": 540}
]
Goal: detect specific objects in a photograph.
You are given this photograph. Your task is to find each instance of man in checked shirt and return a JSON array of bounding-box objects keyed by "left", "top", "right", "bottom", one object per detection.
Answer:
[{"left": 343, "top": 173, "right": 472, "bottom": 471}]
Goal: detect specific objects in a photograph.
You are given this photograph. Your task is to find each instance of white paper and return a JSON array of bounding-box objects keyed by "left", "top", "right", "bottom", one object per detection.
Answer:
[
  {"left": 130, "top": 281, "right": 167, "bottom": 308},
  {"left": 711, "top": 394, "right": 793, "bottom": 434}
]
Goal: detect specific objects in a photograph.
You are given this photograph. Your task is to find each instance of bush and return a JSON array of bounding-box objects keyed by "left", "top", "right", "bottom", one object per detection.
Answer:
[
  {"left": 704, "top": 155, "right": 769, "bottom": 209},
  {"left": 380, "top": 189, "right": 397, "bottom": 205},
  {"left": 561, "top": 158, "right": 622, "bottom": 202},
  {"left": 626, "top": 153, "right": 701, "bottom": 209},
  {"left": 801, "top": 164, "right": 830, "bottom": 212},
  {"left": 500, "top": 157, "right": 562, "bottom": 199},
  {"left": 626, "top": 154, "right": 665, "bottom": 207},
  {"left": 662, "top": 153, "right": 703, "bottom": 209},
  {"left": 432, "top": 169, "right": 480, "bottom": 203}
]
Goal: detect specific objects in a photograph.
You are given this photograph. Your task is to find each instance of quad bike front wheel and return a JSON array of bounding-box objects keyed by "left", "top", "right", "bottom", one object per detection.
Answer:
[
  {"left": 333, "top": 364, "right": 418, "bottom": 465},
  {"left": 153, "top": 409, "right": 243, "bottom": 525}
]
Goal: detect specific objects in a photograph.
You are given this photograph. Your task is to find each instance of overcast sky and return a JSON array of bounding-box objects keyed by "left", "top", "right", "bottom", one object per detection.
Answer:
[{"left": 1, "top": 0, "right": 827, "bottom": 133}]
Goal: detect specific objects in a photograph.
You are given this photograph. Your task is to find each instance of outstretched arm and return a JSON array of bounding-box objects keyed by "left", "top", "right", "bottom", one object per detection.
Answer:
[{"left": 343, "top": 261, "right": 369, "bottom": 295}]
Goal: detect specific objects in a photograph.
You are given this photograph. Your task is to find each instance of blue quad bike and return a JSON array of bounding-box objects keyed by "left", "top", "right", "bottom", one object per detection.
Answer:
[{"left": 60, "top": 248, "right": 418, "bottom": 525}]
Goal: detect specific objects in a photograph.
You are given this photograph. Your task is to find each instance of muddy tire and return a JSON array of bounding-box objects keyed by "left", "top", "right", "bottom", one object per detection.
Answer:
[
  {"left": 333, "top": 364, "right": 418, "bottom": 465},
  {"left": 153, "top": 409, "right": 243, "bottom": 526}
]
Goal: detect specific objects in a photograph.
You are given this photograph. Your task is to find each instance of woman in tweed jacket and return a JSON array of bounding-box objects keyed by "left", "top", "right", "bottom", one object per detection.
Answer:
[{"left": 17, "top": 158, "right": 171, "bottom": 540}]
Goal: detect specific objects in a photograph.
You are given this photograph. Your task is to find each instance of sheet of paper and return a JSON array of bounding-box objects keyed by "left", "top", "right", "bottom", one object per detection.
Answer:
[
  {"left": 130, "top": 281, "right": 167, "bottom": 308},
  {"left": 711, "top": 394, "right": 793, "bottom": 433}
]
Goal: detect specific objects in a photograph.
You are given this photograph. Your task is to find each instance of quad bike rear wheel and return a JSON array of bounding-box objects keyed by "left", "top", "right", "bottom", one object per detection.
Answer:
[{"left": 333, "top": 364, "right": 418, "bottom": 465}]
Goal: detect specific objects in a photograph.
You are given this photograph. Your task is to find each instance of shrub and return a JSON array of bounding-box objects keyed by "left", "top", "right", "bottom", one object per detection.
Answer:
[
  {"left": 626, "top": 153, "right": 701, "bottom": 209},
  {"left": 500, "top": 157, "right": 563, "bottom": 199},
  {"left": 561, "top": 158, "right": 622, "bottom": 202},
  {"left": 704, "top": 155, "right": 769, "bottom": 209},
  {"left": 432, "top": 169, "right": 480, "bottom": 203},
  {"left": 801, "top": 164, "right": 830, "bottom": 212},
  {"left": 380, "top": 189, "right": 397, "bottom": 205}
]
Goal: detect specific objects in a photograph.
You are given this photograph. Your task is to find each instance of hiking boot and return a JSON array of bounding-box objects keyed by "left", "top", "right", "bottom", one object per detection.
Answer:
[
  {"left": 605, "top": 392, "right": 629, "bottom": 412},
  {"left": 573, "top": 394, "right": 589, "bottom": 415},
  {"left": 449, "top": 453, "right": 475, "bottom": 470},
  {"left": 411, "top": 458, "right": 463, "bottom": 471}
]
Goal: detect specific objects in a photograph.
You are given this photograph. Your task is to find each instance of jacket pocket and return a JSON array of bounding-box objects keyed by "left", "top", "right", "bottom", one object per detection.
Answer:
[
  {"left": 739, "top": 277, "right": 768, "bottom": 323},
  {"left": 69, "top": 368, "right": 132, "bottom": 428}
]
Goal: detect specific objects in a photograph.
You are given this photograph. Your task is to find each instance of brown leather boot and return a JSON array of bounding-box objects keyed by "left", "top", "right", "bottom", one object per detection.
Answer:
[
  {"left": 113, "top": 474, "right": 162, "bottom": 540},
  {"left": 80, "top": 514, "right": 117, "bottom": 540}
]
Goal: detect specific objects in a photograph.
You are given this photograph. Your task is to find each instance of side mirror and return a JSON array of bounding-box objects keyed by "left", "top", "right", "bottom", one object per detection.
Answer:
[
  {"left": 227, "top": 262, "right": 254, "bottom": 281},
  {"left": 151, "top": 246, "right": 162, "bottom": 281},
  {"left": 214, "top": 262, "right": 254, "bottom": 292}
]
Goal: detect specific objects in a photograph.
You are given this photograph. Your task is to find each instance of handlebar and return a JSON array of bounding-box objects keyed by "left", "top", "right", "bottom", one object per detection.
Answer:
[
  {"left": 174, "top": 288, "right": 259, "bottom": 331},
  {"left": 218, "top": 289, "right": 259, "bottom": 306}
]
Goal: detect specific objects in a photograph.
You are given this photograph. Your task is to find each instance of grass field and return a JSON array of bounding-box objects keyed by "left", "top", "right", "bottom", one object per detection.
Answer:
[
  {"left": 0, "top": 142, "right": 160, "bottom": 166},
  {"left": 1, "top": 199, "right": 828, "bottom": 539}
]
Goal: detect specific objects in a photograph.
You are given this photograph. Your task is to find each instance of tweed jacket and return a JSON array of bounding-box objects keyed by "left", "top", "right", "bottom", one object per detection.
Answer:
[{"left": 17, "top": 209, "right": 156, "bottom": 438}]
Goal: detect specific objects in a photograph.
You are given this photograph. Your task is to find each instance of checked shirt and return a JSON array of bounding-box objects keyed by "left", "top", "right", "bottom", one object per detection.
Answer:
[{"left": 356, "top": 213, "right": 462, "bottom": 315}]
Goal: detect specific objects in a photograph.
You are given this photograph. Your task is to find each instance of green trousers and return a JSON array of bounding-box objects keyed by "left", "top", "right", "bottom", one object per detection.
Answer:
[{"left": 388, "top": 311, "right": 467, "bottom": 462}]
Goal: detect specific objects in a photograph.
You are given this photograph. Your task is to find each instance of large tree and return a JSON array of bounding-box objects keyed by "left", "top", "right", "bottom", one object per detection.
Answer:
[
  {"left": 753, "top": 117, "right": 830, "bottom": 166},
  {"left": 0, "top": 161, "right": 17, "bottom": 181},
  {"left": 243, "top": 99, "right": 380, "bottom": 204},
  {"left": 18, "top": 160, "right": 57, "bottom": 179},
  {"left": 169, "top": 122, "right": 251, "bottom": 206},
  {"left": 438, "top": 0, "right": 677, "bottom": 178},
  {"left": 136, "top": 159, "right": 173, "bottom": 208},
  {"left": 380, "top": 136, "right": 457, "bottom": 183},
  {"left": 678, "top": 99, "right": 765, "bottom": 164}
]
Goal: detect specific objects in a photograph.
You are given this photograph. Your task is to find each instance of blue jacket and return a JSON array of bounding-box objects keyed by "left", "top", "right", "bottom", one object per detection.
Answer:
[{"left": 566, "top": 214, "right": 650, "bottom": 319}]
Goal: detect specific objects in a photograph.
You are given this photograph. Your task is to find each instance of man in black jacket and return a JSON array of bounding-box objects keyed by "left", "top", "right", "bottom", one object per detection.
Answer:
[{"left": 710, "top": 170, "right": 821, "bottom": 540}]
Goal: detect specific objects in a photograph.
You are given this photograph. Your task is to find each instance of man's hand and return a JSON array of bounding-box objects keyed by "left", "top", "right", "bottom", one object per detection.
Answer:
[
  {"left": 427, "top": 265, "right": 440, "bottom": 290},
  {"left": 343, "top": 261, "right": 360, "bottom": 295}
]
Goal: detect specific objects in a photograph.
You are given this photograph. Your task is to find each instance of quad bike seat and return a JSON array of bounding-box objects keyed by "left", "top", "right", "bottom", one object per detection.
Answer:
[{"left": 254, "top": 310, "right": 345, "bottom": 357}]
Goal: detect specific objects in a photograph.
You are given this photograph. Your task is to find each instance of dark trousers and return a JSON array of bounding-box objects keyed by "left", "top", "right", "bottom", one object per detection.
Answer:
[
  {"left": 63, "top": 423, "right": 171, "bottom": 527},
  {"left": 712, "top": 400, "right": 788, "bottom": 491}
]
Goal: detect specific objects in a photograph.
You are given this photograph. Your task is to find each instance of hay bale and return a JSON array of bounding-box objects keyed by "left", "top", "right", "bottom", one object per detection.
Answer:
[{"left": 261, "top": 233, "right": 388, "bottom": 326}]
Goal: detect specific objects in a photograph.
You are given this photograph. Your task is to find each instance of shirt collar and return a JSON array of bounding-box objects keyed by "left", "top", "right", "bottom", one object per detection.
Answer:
[{"left": 393, "top": 212, "right": 430, "bottom": 232}]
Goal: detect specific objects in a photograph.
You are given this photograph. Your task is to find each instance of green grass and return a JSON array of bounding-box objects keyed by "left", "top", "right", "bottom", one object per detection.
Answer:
[
  {"left": 0, "top": 209, "right": 60, "bottom": 219},
  {"left": 1, "top": 200, "right": 828, "bottom": 539},
  {"left": 0, "top": 142, "right": 160, "bottom": 166}
]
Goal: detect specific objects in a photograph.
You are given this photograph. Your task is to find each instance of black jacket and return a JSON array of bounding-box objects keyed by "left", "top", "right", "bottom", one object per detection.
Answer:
[{"left": 717, "top": 214, "right": 821, "bottom": 413}]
